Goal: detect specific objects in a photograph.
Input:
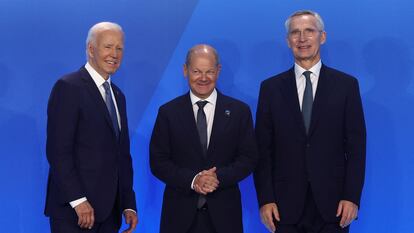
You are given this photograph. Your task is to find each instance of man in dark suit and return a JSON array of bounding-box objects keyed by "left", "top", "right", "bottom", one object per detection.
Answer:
[
  {"left": 150, "top": 44, "right": 258, "bottom": 233},
  {"left": 254, "top": 10, "right": 366, "bottom": 233},
  {"left": 45, "top": 22, "right": 138, "bottom": 233}
]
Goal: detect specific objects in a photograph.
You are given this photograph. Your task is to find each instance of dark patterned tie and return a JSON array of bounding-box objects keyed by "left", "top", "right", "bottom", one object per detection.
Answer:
[
  {"left": 302, "top": 71, "right": 313, "bottom": 134},
  {"left": 103, "top": 81, "right": 120, "bottom": 140},
  {"left": 196, "top": 101, "right": 208, "bottom": 155},
  {"left": 196, "top": 100, "right": 208, "bottom": 208}
]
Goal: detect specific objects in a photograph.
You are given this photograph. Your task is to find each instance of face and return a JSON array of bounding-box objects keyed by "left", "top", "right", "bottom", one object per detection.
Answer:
[
  {"left": 88, "top": 29, "right": 124, "bottom": 80},
  {"left": 184, "top": 53, "right": 221, "bottom": 99},
  {"left": 286, "top": 14, "right": 326, "bottom": 68}
]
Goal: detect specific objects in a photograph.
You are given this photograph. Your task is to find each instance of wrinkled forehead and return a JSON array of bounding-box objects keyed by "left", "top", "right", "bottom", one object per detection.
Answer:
[
  {"left": 289, "top": 14, "right": 319, "bottom": 31},
  {"left": 95, "top": 29, "right": 124, "bottom": 44}
]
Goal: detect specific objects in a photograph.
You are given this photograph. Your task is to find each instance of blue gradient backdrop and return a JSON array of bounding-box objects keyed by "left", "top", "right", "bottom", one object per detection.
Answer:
[{"left": 0, "top": 0, "right": 413, "bottom": 232}]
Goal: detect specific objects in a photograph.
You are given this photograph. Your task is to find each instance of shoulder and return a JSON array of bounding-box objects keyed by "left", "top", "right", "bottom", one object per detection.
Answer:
[
  {"left": 261, "top": 68, "right": 293, "bottom": 89},
  {"left": 322, "top": 65, "right": 358, "bottom": 84},
  {"left": 158, "top": 93, "right": 189, "bottom": 113},
  {"left": 50, "top": 69, "right": 86, "bottom": 95},
  {"left": 218, "top": 92, "right": 251, "bottom": 114}
]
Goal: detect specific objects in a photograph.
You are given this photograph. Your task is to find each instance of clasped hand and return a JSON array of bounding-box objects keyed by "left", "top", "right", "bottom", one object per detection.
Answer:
[{"left": 193, "top": 167, "right": 219, "bottom": 195}]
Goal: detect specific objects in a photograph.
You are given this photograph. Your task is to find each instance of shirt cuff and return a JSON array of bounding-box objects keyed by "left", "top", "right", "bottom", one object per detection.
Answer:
[
  {"left": 191, "top": 173, "right": 201, "bottom": 190},
  {"left": 70, "top": 197, "right": 87, "bottom": 208},
  {"left": 123, "top": 209, "right": 137, "bottom": 214}
]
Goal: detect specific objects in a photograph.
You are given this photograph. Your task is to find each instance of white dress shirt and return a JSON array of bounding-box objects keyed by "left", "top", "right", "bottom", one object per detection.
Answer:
[
  {"left": 294, "top": 60, "right": 322, "bottom": 110},
  {"left": 189, "top": 89, "right": 217, "bottom": 189}
]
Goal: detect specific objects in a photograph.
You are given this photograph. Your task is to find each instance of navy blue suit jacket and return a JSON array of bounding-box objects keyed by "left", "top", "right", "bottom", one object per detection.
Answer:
[
  {"left": 254, "top": 64, "right": 366, "bottom": 223},
  {"left": 150, "top": 91, "right": 258, "bottom": 233},
  {"left": 44, "top": 67, "right": 136, "bottom": 222}
]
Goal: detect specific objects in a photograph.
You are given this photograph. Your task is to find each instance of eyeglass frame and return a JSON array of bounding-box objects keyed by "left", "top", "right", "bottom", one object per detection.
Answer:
[{"left": 288, "top": 28, "right": 323, "bottom": 39}]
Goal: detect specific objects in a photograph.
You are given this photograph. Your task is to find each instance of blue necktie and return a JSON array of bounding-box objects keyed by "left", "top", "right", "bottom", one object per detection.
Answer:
[
  {"left": 302, "top": 71, "right": 313, "bottom": 134},
  {"left": 103, "top": 81, "right": 120, "bottom": 140}
]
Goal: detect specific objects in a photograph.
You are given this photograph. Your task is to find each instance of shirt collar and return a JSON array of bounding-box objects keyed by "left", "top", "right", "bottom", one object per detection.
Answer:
[
  {"left": 190, "top": 89, "right": 217, "bottom": 106},
  {"left": 85, "top": 62, "right": 112, "bottom": 87},
  {"left": 294, "top": 60, "right": 322, "bottom": 80}
]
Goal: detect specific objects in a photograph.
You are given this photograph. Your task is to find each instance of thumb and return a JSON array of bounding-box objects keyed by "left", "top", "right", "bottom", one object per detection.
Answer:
[
  {"left": 273, "top": 206, "right": 280, "bottom": 221},
  {"left": 336, "top": 201, "right": 343, "bottom": 217}
]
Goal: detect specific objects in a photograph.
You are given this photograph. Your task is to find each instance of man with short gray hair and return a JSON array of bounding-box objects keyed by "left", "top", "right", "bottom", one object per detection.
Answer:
[
  {"left": 254, "top": 10, "right": 366, "bottom": 233},
  {"left": 45, "top": 22, "right": 138, "bottom": 233}
]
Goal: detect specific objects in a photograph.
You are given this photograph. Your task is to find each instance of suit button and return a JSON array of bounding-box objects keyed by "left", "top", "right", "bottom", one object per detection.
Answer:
[{"left": 306, "top": 143, "right": 310, "bottom": 147}]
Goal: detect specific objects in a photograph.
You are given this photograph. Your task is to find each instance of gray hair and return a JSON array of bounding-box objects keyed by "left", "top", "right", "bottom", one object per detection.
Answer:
[
  {"left": 185, "top": 44, "right": 220, "bottom": 67},
  {"left": 284, "top": 10, "right": 325, "bottom": 33},
  {"left": 85, "top": 22, "right": 123, "bottom": 58}
]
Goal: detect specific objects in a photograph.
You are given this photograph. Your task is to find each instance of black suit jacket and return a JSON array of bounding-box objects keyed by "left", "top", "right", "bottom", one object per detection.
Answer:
[
  {"left": 44, "top": 67, "right": 136, "bottom": 223},
  {"left": 254, "top": 64, "right": 366, "bottom": 223},
  {"left": 150, "top": 91, "right": 258, "bottom": 233}
]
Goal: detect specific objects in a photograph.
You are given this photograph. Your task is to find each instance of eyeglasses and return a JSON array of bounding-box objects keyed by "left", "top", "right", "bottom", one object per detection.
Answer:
[{"left": 288, "top": 28, "right": 322, "bottom": 39}]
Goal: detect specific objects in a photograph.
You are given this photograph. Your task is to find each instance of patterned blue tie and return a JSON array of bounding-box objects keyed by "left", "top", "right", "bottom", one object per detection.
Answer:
[
  {"left": 103, "top": 81, "right": 120, "bottom": 140},
  {"left": 302, "top": 71, "right": 313, "bottom": 134}
]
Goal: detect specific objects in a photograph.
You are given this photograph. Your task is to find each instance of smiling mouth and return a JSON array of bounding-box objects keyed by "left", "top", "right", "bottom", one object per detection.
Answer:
[
  {"left": 298, "top": 45, "right": 311, "bottom": 49},
  {"left": 106, "top": 60, "right": 118, "bottom": 65}
]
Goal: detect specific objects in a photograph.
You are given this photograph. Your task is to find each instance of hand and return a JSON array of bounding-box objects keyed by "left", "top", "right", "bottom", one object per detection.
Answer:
[
  {"left": 260, "top": 203, "right": 280, "bottom": 233},
  {"left": 122, "top": 210, "right": 138, "bottom": 233},
  {"left": 336, "top": 200, "right": 358, "bottom": 228},
  {"left": 194, "top": 167, "right": 219, "bottom": 195},
  {"left": 74, "top": 201, "right": 95, "bottom": 229}
]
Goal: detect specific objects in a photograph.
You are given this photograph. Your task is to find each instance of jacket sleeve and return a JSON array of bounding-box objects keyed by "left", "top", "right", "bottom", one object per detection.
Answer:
[
  {"left": 253, "top": 82, "right": 277, "bottom": 207},
  {"left": 149, "top": 107, "right": 198, "bottom": 192},
  {"left": 343, "top": 78, "right": 366, "bottom": 207},
  {"left": 46, "top": 79, "right": 85, "bottom": 204},
  {"left": 118, "top": 93, "right": 137, "bottom": 211}
]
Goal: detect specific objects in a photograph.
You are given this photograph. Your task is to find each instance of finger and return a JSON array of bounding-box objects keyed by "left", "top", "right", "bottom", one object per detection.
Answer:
[
  {"left": 89, "top": 211, "right": 95, "bottom": 229},
  {"left": 336, "top": 202, "right": 343, "bottom": 217},
  {"left": 264, "top": 210, "right": 276, "bottom": 232},
  {"left": 195, "top": 184, "right": 207, "bottom": 195},
  {"left": 131, "top": 216, "right": 138, "bottom": 230},
  {"left": 85, "top": 212, "right": 92, "bottom": 229},
  {"left": 208, "top": 167, "right": 217, "bottom": 173},
  {"left": 125, "top": 214, "right": 131, "bottom": 224},
  {"left": 273, "top": 206, "right": 280, "bottom": 222},
  {"left": 77, "top": 214, "right": 83, "bottom": 226},
  {"left": 81, "top": 212, "right": 89, "bottom": 228},
  {"left": 340, "top": 213, "right": 347, "bottom": 228}
]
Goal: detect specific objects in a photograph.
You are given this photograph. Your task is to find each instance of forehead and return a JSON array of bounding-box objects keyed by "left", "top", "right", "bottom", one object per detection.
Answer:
[
  {"left": 96, "top": 29, "right": 124, "bottom": 44},
  {"left": 189, "top": 53, "right": 217, "bottom": 67},
  {"left": 289, "top": 14, "right": 318, "bottom": 30}
]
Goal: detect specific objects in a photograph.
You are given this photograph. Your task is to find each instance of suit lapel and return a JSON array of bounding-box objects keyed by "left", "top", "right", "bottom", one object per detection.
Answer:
[
  {"left": 207, "top": 92, "right": 231, "bottom": 158},
  {"left": 112, "top": 83, "right": 125, "bottom": 140},
  {"left": 80, "top": 67, "right": 118, "bottom": 138},
  {"left": 308, "top": 64, "right": 334, "bottom": 137},
  {"left": 280, "top": 68, "right": 307, "bottom": 134},
  {"left": 179, "top": 94, "right": 205, "bottom": 156}
]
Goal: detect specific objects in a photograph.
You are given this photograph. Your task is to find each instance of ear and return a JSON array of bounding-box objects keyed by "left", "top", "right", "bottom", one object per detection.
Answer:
[
  {"left": 320, "top": 31, "right": 327, "bottom": 45},
  {"left": 286, "top": 36, "right": 292, "bottom": 48},
  {"left": 183, "top": 64, "right": 189, "bottom": 78},
  {"left": 216, "top": 64, "right": 222, "bottom": 76},
  {"left": 87, "top": 42, "right": 95, "bottom": 58}
]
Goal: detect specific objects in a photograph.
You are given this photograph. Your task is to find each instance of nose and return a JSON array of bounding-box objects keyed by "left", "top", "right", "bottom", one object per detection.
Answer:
[
  {"left": 199, "top": 74, "right": 208, "bottom": 81},
  {"left": 298, "top": 31, "right": 307, "bottom": 41},
  {"left": 110, "top": 48, "right": 118, "bottom": 58}
]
